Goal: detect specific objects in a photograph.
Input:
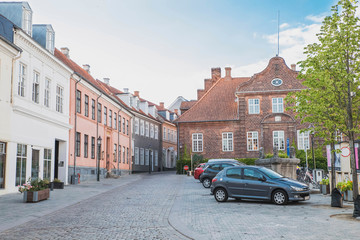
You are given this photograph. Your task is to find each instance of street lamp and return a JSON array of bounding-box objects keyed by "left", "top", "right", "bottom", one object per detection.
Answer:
[{"left": 97, "top": 136, "right": 102, "bottom": 181}]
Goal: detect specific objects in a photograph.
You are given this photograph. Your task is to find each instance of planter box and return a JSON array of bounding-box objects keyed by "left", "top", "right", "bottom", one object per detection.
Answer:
[
  {"left": 52, "top": 182, "right": 64, "bottom": 189},
  {"left": 320, "top": 184, "right": 330, "bottom": 195},
  {"left": 23, "top": 188, "right": 50, "bottom": 203},
  {"left": 347, "top": 190, "right": 353, "bottom": 202}
]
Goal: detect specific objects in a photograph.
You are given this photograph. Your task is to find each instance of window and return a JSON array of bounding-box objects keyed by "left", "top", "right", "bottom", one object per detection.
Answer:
[
  {"left": 97, "top": 103, "right": 102, "bottom": 123},
  {"left": 222, "top": 132, "right": 233, "bottom": 151},
  {"left": 192, "top": 133, "right": 203, "bottom": 152},
  {"left": 272, "top": 98, "right": 284, "bottom": 113},
  {"left": 248, "top": 99, "right": 260, "bottom": 114},
  {"left": 18, "top": 63, "right": 26, "bottom": 97},
  {"left": 154, "top": 150, "right": 158, "bottom": 166},
  {"left": 297, "top": 130, "right": 310, "bottom": 150},
  {"left": 134, "top": 118, "right": 139, "bottom": 135},
  {"left": 91, "top": 137, "right": 95, "bottom": 159},
  {"left": 123, "top": 146, "right": 125, "bottom": 163},
  {"left": 91, "top": 99, "right": 95, "bottom": 120},
  {"left": 118, "top": 115, "right": 121, "bottom": 132},
  {"left": 209, "top": 164, "right": 221, "bottom": 171},
  {"left": 76, "top": 90, "right": 81, "bottom": 113},
  {"left": 16, "top": 144, "right": 27, "bottom": 186},
  {"left": 123, "top": 118, "right": 125, "bottom": 133},
  {"left": 109, "top": 110, "right": 112, "bottom": 128},
  {"left": 163, "top": 128, "right": 166, "bottom": 140},
  {"left": 84, "top": 95, "right": 89, "bottom": 117},
  {"left": 140, "top": 148, "right": 144, "bottom": 165},
  {"left": 22, "top": 8, "right": 32, "bottom": 35},
  {"left": 44, "top": 78, "right": 50, "bottom": 107},
  {"left": 226, "top": 168, "right": 241, "bottom": 179},
  {"left": 145, "top": 122, "right": 149, "bottom": 137},
  {"left": 150, "top": 124, "right": 154, "bottom": 138},
  {"left": 126, "top": 120, "right": 129, "bottom": 135},
  {"left": 244, "top": 168, "right": 263, "bottom": 181},
  {"left": 135, "top": 147, "right": 139, "bottom": 165},
  {"left": 56, "top": 85, "right": 64, "bottom": 113},
  {"left": 273, "top": 131, "right": 285, "bottom": 150},
  {"left": 114, "top": 113, "right": 117, "bottom": 130},
  {"left": 127, "top": 148, "right": 129, "bottom": 164},
  {"left": 114, "top": 144, "right": 117, "bottom": 162},
  {"left": 46, "top": 30, "right": 54, "bottom": 52},
  {"left": 140, "top": 120, "right": 144, "bottom": 136},
  {"left": 247, "top": 132, "right": 258, "bottom": 151},
  {"left": 43, "top": 149, "right": 52, "bottom": 180},
  {"left": 75, "top": 132, "right": 81, "bottom": 157},
  {"left": 145, "top": 149, "right": 149, "bottom": 165},
  {"left": 104, "top": 107, "right": 107, "bottom": 125},
  {"left": 84, "top": 134, "right": 88, "bottom": 158},
  {"left": 155, "top": 126, "right": 159, "bottom": 140},
  {"left": 32, "top": 71, "right": 40, "bottom": 103},
  {"left": 118, "top": 145, "right": 121, "bottom": 163},
  {"left": 168, "top": 130, "right": 170, "bottom": 141}
]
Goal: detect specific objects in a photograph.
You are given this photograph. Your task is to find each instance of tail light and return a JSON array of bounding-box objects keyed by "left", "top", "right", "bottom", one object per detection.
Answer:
[{"left": 212, "top": 178, "right": 217, "bottom": 183}]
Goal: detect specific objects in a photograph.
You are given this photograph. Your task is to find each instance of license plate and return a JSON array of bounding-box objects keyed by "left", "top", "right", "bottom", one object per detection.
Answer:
[{"left": 304, "top": 196, "right": 310, "bottom": 200}]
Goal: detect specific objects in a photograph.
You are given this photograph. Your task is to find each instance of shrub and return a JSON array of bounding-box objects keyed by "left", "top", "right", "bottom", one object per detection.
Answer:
[{"left": 237, "top": 158, "right": 257, "bottom": 165}]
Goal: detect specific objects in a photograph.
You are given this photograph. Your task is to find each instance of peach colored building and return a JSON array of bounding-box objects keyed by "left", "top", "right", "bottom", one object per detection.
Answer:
[{"left": 55, "top": 48, "right": 133, "bottom": 182}]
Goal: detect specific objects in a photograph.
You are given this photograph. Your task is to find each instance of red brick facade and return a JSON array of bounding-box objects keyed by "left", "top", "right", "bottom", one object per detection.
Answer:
[{"left": 176, "top": 57, "right": 308, "bottom": 159}]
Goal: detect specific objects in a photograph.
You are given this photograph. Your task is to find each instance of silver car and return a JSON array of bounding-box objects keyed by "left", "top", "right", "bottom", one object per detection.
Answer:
[{"left": 210, "top": 166, "right": 310, "bottom": 205}]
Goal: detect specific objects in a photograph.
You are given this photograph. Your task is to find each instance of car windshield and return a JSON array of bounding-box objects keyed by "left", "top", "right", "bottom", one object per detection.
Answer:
[{"left": 259, "top": 167, "right": 284, "bottom": 179}]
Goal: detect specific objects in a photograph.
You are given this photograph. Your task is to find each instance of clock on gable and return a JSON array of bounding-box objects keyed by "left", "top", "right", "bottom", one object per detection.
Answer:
[{"left": 271, "top": 78, "right": 283, "bottom": 86}]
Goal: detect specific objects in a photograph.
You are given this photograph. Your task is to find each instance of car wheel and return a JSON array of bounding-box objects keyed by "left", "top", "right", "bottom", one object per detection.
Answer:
[
  {"left": 214, "top": 188, "right": 228, "bottom": 202},
  {"left": 272, "top": 190, "right": 288, "bottom": 205},
  {"left": 202, "top": 178, "right": 211, "bottom": 188}
]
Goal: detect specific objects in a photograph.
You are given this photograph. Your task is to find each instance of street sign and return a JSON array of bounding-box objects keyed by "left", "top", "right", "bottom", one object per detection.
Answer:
[{"left": 184, "top": 165, "right": 189, "bottom": 171}]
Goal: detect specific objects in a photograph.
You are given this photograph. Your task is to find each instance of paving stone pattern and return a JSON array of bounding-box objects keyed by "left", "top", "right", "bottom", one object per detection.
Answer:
[{"left": 0, "top": 173, "right": 359, "bottom": 240}]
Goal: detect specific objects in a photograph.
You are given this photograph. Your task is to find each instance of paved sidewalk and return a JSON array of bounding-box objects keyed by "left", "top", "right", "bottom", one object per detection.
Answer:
[{"left": 0, "top": 173, "right": 142, "bottom": 233}]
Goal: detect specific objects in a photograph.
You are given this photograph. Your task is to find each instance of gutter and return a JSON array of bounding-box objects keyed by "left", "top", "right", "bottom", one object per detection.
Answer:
[
  {"left": 96, "top": 93, "right": 102, "bottom": 181},
  {"left": 73, "top": 77, "right": 81, "bottom": 182}
]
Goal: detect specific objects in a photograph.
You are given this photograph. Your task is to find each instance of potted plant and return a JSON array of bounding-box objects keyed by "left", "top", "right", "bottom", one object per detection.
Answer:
[
  {"left": 320, "top": 178, "right": 330, "bottom": 195},
  {"left": 18, "top": 178, "right": 50, "bottom": 203},
  {"left": 346, "top": 180, "right": 353, "bottom": 202},
  {"left": 336, "top": 181, "right": 348, "bottom": 201},
  {"left": 52, "top": 178, "right": 64, "bottom": 189}
]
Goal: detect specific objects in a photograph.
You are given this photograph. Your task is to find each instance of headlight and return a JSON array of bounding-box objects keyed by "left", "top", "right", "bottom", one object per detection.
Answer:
[{"left": 291, "top": 186, "right": 304, "bottom": 191}]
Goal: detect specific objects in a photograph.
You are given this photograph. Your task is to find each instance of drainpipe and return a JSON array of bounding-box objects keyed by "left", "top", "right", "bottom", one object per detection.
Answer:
[
  {"left": 128, "top": 117, "right": 132, "bottom": 175},
  {"left": 117, "top": 108, "right": 122, "bottom": 176},
  {"left": 73, "top": 77, "right": 81, "bottom": 183},
  {"left": 10, "top": 51, "right": 22, "bottom": 104},
  {"left": 96, "top": 93, "right": 102, "bottom": 181}
]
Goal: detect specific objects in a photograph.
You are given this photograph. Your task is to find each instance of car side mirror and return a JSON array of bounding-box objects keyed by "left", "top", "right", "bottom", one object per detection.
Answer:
[{"left": 259, "top": 176, "right": 266, "bottom": 182}]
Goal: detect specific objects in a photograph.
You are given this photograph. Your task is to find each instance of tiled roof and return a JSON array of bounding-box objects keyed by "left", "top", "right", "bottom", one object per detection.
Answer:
[
  {"left": 176, "top": 77, "right": 249, "bottom": 122},
  {"left": 180, "top": 100, "right": 197, "bottom": 110}
]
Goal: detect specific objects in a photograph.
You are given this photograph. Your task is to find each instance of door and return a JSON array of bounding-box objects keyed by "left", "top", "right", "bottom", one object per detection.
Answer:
[
  {"left": 106, "top": 137, "right": 110, "bottom": 171},
  {"left": 225, "top": 168, "right": 244, "bottom": 196},
  {"left": 31, "top": 149, "right": 40, "bottom": 180},
  {"left": 0, "top": 142, "right": 6, "bottom": 188},
  {"left": 242, "top": 168, "right": 270, "bottom": 199},
  {"left": 54, "top": 140, "right": 59, "bottom": 179}
]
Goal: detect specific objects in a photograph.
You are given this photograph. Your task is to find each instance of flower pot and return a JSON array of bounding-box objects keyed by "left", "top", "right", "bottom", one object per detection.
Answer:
[
  {"left": 347, "top": 190, "right": 353, "bottom": 202},
  {"left": 23, "top": 188, "right": 50, "bottom": 203},
  {"left": 343, "top": 191, "right": 348, "bottom": 201},
  {"left": 320, "top": 184, "right": 327, "bottom": 195},
  {"left": 326, "top": 185, "right": 330, "bottom": 194},
  {"left": 52, "top": 182, "right": 64, "bottom": 189}
]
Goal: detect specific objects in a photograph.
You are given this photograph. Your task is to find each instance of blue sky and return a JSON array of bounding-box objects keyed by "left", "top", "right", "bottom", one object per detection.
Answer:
[{"left": 4, "top": 0, "right": 338, "bottom": 106}]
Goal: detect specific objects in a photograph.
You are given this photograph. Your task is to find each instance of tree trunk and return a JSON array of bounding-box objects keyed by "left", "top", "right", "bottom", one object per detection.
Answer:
[
  {"left": 331, "top": 142, "right": 336, "bottom": 192},
  {"left": 349, "top": 139, "right": 360, "bottom": 218}
]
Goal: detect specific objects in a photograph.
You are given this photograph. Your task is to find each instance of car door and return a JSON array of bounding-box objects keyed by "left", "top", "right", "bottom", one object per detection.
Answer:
[
  {"left": 242, "top": 168, "right": 271, "bottom": 199},
  {"left": 225, "top": 168, "right": 245, "bottom": 196},
  {"left": 206, "top": 163, "right": 222, "bottom": 178}
]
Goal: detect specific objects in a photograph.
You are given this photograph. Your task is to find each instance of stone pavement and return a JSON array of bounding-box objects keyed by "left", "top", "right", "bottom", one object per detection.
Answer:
[{"left": 0, "top": 172, "right": 359, "bottom": 240}]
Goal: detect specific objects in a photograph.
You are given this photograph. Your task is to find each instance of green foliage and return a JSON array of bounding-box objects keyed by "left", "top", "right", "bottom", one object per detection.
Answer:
[
  {"left": 296, "top": 146, "right": 328, "bottom": 172},
  {"left": 320, "top": 178, "right": 329, "bottom": 185},
  {"left": 264, "top": 150, "right": 288, "bottom": 159},
  {"left": 53, "top": 178, "right": 62, "bottom": 183},
  {"left": 18, "top": 178, "right": 49, "bottom": 193},
  {"left": 236, "top": 158, "right": 257, "bottom": 165}
]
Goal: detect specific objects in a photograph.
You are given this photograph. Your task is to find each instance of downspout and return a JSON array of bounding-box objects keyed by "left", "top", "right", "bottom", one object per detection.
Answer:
[
  {"left": 117, "top": 108, "right": 122, "bottom": 176},
  {"left": 73, "top": 77, "right": 81, "bottom": 182},
  {"left": 128, "top": 117, "right": 132, "bottom": 174},
  {"left": 10, "top": 50, "right": 22, "bottom": 104},
  {"left": 96, "top": 93, "right": 102, "bottom": 180}
]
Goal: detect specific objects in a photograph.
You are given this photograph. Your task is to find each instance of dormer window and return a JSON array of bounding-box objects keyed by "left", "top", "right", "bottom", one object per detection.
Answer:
[
  {"left": 46, "top": 30, "right": 54, "bottom": 53},
  {"left": 22, "top": 8, "right": 32, "bottom": 36}
]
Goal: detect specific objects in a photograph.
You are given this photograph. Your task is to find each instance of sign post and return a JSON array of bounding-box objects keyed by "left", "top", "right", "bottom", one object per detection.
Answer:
[{"left": 184, "top": 165, "right": 189, "bottom": 171}]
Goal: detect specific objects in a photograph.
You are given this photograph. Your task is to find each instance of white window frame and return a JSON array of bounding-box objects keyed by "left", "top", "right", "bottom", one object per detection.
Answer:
[
  {"left": 163, "top": 127, "right": 166, "bottom": 140},
  {"left": 273, "top": 131, "right": 285, "bottom": 150},
  {"left": 134, "top": 118, "right": 139, "bottom": 135},
  {"left": 272, "top": 98, "right": 284, "bottom": 113},
  {"left": 135, "top": 147, "right": 139, "bottom": 165},
  {"left": 32, "top": 71, "right": 40, "bottom": 103},
  {"left": 145, "top": 149, "right": 149, "bottom": 165},
  {"left": 192, "top": 133, "right": 203, "bottom": 152},
  {"left": 140, "top": 148, "right": 144, "bottom": 165},
  {"left": 248, "top": 99, "right": 260, "bottom": 114},
  {"left": 297, "top": 130, "right": 310, "bottom": 150},
  {"left": 150, "top": 124, "right": 154, "bottom": 138},
  {"left": 22, "top": 8, "right": 32, "bottom": 36},
  {"left": 18, "top": 63, "right": 26, "bottom": 97},
  {"left": 154, "top": 150, "right": 158, "bottom": 166},
  {"left": 145, "top": 122, "right": 149, "bottom": 137},
  {"left": 222, "top": 132, "right": 233, "bottom": 152},
  {"left": 247, "top": 131, "right": 258, "bottom": 151},
  {"left": 56, "top": 85, "right": 64, "bottom": 113},
  {"left": 44, "top": 78, "right": 50, "bottom": 107},
  {"left": 155, "top": 126, "right": 159, "bottom": 140},
  {"left": 140, "top": 120, "right": 145, "bottom": 136}
]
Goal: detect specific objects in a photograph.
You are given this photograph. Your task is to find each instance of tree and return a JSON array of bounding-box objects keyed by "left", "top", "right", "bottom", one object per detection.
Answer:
[{"left": 287, "top": 0, "right": 360, "bottom": 217}]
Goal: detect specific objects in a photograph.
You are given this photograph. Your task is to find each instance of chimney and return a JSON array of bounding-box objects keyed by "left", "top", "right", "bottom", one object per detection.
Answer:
[
  {"left": 103, "top": 78, "right": 110, "bottom": 85},
  {"left": 134, "top": 91, "right": 139, "bottom": 97},
  {"left": 123, "top": 88, "right": 129, "bottom": 93},
  {"left": 225, "top": 67, "right": 232, "bottom": 79},
  {"left": 61, "top": 47, "right": 70, "bottom": 58},
  {"left": 291, "top": 64, "right": 296, "bottom": 71},
  {"left": 83, "top": 64, "right": 90, "bottom": 73},
  {"left": 160, "top": 102, "right": 164, "bottom": 109},
  {"left": 211, "top": 67, "right": 221, "bottom": 80}
]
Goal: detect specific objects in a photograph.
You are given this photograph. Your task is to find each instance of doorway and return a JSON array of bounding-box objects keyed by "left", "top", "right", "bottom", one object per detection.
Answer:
[
  {"left": 54, "top": 140, "right": 59, "bottom": 179},
  {"left": 0, "top": 142, "right": 6, "bottom": 188},
  {"left": 31, "top": 149, "right": 40, "bottom": 180}
]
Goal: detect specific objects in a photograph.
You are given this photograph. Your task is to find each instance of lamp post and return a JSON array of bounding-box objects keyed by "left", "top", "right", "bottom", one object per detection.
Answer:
[
  {"left": 97, "top": 136, "right": 102, "bottom": 181},
  {"left": 311, "top": 131, "right": 315, "bottom": 170},
  {"left": 148, "top": 145, "right": 151, "bottom": 174}
]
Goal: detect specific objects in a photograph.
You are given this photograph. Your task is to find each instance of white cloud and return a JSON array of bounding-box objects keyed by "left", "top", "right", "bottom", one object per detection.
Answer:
[
  {"left": 280, "top": 23, "right": 290, "bottom": 29},
  {"left": 306, "top": 14, "right": 325, "bottom": 23}
]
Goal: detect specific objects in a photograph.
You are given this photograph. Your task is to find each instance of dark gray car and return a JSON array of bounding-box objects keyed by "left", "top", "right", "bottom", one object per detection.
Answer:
[
  {"left": 200, "top": 162, "right": 241, "bottom": 188},
  {"left": 210, "top": 166, "right": 310, "bottom": 205}
]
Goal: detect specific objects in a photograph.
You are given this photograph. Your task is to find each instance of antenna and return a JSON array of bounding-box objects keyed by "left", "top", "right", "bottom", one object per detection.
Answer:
[{"left": 277, "top": 10, "right": 280, "bottom": 56}]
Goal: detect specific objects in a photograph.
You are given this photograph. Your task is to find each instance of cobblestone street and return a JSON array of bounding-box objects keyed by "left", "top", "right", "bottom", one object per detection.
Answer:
[{"left": 0, "top": 172, "right": 359, "bottom": 240}]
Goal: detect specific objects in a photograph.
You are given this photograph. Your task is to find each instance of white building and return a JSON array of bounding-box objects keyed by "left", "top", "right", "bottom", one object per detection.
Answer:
[{"left": 0, "top": 2, "right": 72, "bottom": 193}]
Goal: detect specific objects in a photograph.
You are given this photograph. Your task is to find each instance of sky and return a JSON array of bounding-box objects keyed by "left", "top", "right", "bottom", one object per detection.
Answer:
[{"left": 3, "top": 0, "right": 338, "bottom": 107}]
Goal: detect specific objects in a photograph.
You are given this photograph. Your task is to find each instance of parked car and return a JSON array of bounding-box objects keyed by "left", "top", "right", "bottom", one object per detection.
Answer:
[
  {"left": 194, "top": 163, "right": 206, "bottom": 180},
  {"left": 200, "top": 162, "right": 241, "bottom": 188},
  {"left": 210, "top": 166, "right": 310, "bottom": 205}
]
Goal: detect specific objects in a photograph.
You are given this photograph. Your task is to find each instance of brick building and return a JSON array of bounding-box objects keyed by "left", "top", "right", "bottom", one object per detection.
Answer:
[{"left": 176, "top": 56, "right": 309, "bottom": 159}]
